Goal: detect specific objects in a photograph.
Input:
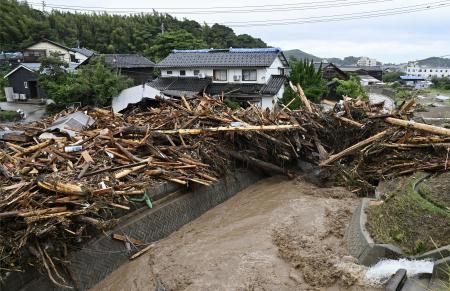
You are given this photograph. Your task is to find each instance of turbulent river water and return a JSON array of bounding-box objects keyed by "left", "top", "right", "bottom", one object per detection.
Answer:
[{"left": 92, "top": 176, "right": 382, "bottom": 291}]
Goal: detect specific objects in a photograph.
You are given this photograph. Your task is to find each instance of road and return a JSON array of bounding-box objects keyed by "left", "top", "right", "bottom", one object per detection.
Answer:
[{"left": 0, "top": 102, "right": 46, "bottom": 124}]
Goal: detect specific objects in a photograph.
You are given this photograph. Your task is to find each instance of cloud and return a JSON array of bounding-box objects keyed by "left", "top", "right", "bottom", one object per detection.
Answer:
[{"left": 272, "top": 39, "right": 450, "bottom": 63}]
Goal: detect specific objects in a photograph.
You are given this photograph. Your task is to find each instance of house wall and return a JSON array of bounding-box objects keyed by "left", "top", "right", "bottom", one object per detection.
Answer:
[
  {"left": 161, "top": 67, "right": 267, "bottom": 84},
  {"left": 25, "top": 42, "right": 87, "bottom": 64},
  {"left": 160, "top": 54, "right": 288, "bottom": 84},
  {"left": 74, "top": 52, "right": 89, "bottom": 63},
  {"left": 121, "top": 68, "right": 154, "bottom": 85},
  {"left": 6, "top": 67, "right": 37, "bottom": 98}
]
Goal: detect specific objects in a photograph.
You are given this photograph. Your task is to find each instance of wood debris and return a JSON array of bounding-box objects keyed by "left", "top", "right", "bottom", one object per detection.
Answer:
[{"left": 0, "top": 91, "right": 448, "bottom": 286}]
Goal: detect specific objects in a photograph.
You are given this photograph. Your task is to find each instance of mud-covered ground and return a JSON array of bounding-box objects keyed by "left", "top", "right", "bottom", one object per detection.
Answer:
[
  {"left": 92, "top": 176, "right": 381, "bottom": 291},
  {"left": 419, "top": 172, "right": 450, "bottom": 209}
]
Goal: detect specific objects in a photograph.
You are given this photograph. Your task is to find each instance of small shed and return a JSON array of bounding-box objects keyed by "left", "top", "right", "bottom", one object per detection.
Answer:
[{"left": 3, "top": 63, "right": 79, "bottom": 101}]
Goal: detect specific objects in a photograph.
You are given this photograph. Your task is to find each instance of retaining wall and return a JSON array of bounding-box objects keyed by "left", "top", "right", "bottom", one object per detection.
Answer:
[{"left": 2, "top": 169, "right": 264, "bottom": 291}]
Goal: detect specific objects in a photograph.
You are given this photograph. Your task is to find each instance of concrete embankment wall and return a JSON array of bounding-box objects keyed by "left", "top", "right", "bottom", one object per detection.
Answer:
[{"left": 2, "top": 169, "right": 264, "bottom": 291}]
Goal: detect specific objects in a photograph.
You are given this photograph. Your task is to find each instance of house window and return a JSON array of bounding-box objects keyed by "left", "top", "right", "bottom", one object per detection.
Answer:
[
  {"left": 242, "top": 69, "right": 257, "bottom": 81},
  {"left": 24, "top": 81, "right": 28, "bottom": 88},
  {"left": 194, "top": 70, "right": 200, "bottom": 76},
  {"left": 180, "top": 70, "right": 186, "bottom": 76},
  {"left": 70, "top": 54, "right": 76, "bottom": 63},
  {"left": 213, "top": 69, "right": 227, "bottom": 81},
  {"left": 166, "top": 70, "right": 172, "bottom": 75}
]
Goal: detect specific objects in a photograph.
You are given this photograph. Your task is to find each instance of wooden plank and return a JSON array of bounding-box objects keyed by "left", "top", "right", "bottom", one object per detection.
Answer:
[
  {"left": 320, "top": 130, "right": 389, "bottom": 166},
  {"left": 385, "top": 117, "right": 450, "bottom": 137}
]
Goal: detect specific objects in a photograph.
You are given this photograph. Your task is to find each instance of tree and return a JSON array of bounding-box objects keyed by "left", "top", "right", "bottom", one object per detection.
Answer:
[
  {"left": 0, "top": 61, "right": 11, "bottom": 98},
  {"left": 335, "top": 76, "right": 368, "bottom": 99},
  {"left": 0, "top": 0, "right": 267, "bottom": 60},
  {"left": 144, "top": 30, "right": 207, "bottom": 62},
  {"left": 38, "top": 56, "right": 132, "bottom": 106},
  {"left": 282, "top": 59, "right": 327, "bottom": 108},
  {"left": 383, "top": 71, "right": 404, "bottom": 83},
  {"left": 431, "top": 77, "right": 450, "bottom": 90}
]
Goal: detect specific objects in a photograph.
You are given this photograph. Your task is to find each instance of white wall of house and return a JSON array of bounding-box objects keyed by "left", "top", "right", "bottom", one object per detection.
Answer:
[
  {"left": 25, "top": 41, "right": 87, "bottom": 64},
  {"left": 74, "top": 52, "right": 89, "bottom": 63},
  {"left": 261, "top": 96, "right": 275, "bottom": 109},
  {"left": 160, "top": 55, "right": 287, "bottom": 84}
]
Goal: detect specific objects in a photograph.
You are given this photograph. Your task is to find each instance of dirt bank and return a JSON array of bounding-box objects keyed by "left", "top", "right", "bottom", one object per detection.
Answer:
[{"left": 91, "top": 176, "right": 381, "bottom": 291}]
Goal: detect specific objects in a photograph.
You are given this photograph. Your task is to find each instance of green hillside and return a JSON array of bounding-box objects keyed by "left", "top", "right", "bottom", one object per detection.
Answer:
[
  {"left": 284, "top": 49, "right": 322, "bottom": 62},
  {"left": 0, "top": 0, "right": 266, "bottom": 61},
  {"left": 418, "top": 57, "right": 450, "bottom": 67}
]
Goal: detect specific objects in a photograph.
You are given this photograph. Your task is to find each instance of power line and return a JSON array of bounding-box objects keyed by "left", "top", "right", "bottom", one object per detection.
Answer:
[
  {"left": 25, "top": 0, "right": 396, "bottom": 11},
  {"left": 26, "top": 0, "right": 450, "bottom": 27},
  {"left": 220, "top": 0, "right": 449, "bottom": 24},
  {"left": 27, "top": 0, "right": 393, "bottom": 14}
]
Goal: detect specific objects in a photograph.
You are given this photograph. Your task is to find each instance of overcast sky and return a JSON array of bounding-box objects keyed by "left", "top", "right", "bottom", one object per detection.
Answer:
[{"left": 32, "top": 0, "right": 450, "bottom": 63}]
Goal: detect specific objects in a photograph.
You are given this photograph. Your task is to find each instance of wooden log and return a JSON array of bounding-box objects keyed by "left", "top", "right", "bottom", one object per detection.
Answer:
[
  {"left": 113, "top": 140, "right": 143, "bottom": 162},
  {"left": 336, "top": 116, "right": 364, "bottom": 128},
  {"left": 18, "top": 207, "right": 68, "bottom": 218},
  {"left": 114, "top": 164, "right": 147, "bottom": 179},
  {"left": 290, "top": 82, "right": 313, "bottom": 113},
  {"left": 37, "top": 180, "right": 89, "bottom": 196},
  {"left": 320, "top": 130, "right": 389, "bottom": 166},
  {"left": 82, "top": 159, "right": 151, "bottom": 178},
  {"left": 153, "top": 124, "right": 299, "bottom": 135},
  {"left": 112, "top": 234, "right": 143, "bottom": 246},
  {"left": 228, "top": 151, "right": 291, "bottom": 177},
  {"left": 14, "top": 139, "right": 54, "bottom": 157},
  {"left": 130, "top": 243, "right": 155, "bottom": 260},
  {"left": 385, "top": 117, "right": 450, "bottom": 137}
]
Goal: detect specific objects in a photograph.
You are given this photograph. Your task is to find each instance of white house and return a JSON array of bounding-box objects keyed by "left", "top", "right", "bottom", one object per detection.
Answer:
[
  {"left": 153, "top": 48, "right": 289, "bottom": 109},
  {"left": 405, "top": 61, "right": 450, "bottom": 79},
  {"left": 357, "top": 57, "right": 378, "bottom": 67},
  {"left": 23, "top": 39, "right": 93, "bottom": 64}
]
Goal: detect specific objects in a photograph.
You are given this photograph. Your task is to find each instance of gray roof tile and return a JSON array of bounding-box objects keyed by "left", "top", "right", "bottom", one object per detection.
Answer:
[
  {"left": 103, "top": 54, "right": 155, "bottom": 68},
  {"left": 157, "top": 49, "right": 284, "bottom": 68},
  {"left": 260, "top": 75, "right": 287, "bottom": 95}
]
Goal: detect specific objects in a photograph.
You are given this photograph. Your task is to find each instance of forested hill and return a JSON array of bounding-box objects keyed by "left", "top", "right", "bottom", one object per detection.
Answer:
[{"left": 0, "top": 0, "right": 267, "bottom": 61}]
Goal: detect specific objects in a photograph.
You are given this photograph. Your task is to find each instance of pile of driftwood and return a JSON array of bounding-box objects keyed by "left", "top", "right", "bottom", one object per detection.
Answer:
[
  {"left": 1, "top": 88, "right": 449, "bottom": 286},
  {"left": 318, "top": 97, "right": 450, "bottom": 194},
  {"left": 0, "top": 94, "right": 321, "bottom": 285}
]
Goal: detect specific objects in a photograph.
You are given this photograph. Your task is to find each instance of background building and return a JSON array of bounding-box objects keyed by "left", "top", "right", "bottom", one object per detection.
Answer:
[
  {"left": 357, "top": 57, "right": 378, "bottom": 67},
  {"left": 405, "top": 61, "right": 450, "bottom": 79}
]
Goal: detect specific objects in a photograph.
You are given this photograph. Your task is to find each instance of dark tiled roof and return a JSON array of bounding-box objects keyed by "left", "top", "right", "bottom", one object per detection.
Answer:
[
  {"left": 157, "top": 48, "right": 285, "bottom": 68},
  {"left": 260, "top": 75, "right": 287, "bottom": 95},
  {"left": 148, "top": 77, "right": 212, "bottom": 93},
  {"left": 339, "top": 66, "right": 382, "bottom": 72},
  {"left": 148, "top": 75, "right": 285, "bottom": 98},
  {"left": 72, "top": 47, "right": 95, "bottom": 57},
  {"left": 103, "top": 54, "right": 155, "bottom": 68},
  {"left": 207, "top": 83, "right": 264, "bottom": 96}
]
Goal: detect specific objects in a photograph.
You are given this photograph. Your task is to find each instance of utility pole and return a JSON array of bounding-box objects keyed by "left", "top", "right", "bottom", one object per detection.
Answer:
[
  {"left": 41, "top": 0, "right": 46, "bottom": 12},
  {"left": 161, "top": 22, "right": 165, "bottom": 34}
]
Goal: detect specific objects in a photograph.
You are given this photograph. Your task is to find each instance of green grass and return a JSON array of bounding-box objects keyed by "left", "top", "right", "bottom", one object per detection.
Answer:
[
  {"left": 367, "top": 173, "right": 450, "bottom": 255},
  {"left": 423, "top": 88, "right": 450, "bottom": 96},
  {"left": 0, "top": 110, "right": 21, "bottom": 122}
]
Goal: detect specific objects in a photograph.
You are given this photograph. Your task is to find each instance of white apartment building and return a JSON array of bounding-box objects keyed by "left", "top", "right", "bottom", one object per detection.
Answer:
[
  {"left": 405, "top": 62, "right": 450, "bottom": 79},
  {"left": 357, "top": 57, "right": 378, "bottom": 67}
]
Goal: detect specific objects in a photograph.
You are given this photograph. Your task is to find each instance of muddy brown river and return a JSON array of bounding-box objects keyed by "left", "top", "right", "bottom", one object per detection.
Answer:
[{"left": 91, "top": 176, "right": 381, "bottom": 291}]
